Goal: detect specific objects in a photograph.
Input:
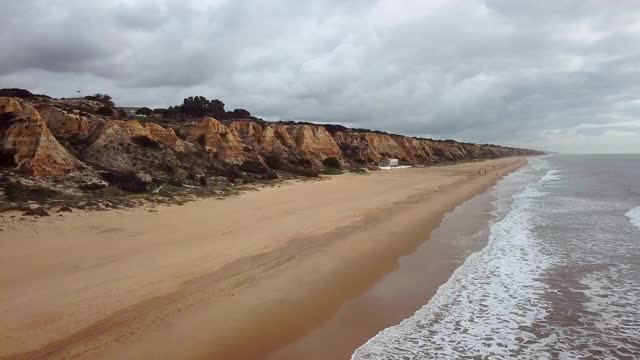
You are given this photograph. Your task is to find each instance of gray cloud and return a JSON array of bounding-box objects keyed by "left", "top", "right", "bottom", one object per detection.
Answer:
[{"left": 1, "top": 0, "right": 640, "bottom": 153}]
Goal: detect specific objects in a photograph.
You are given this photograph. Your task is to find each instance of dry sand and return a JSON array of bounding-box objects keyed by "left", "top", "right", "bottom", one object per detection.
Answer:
[{"left": 0, "top": 157, "right": 527, "bottom": 359}]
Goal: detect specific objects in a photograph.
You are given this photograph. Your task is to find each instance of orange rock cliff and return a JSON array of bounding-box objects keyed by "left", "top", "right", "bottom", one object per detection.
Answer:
[{"left": 0, "top": 95, "right": 542, "bottom": 188}]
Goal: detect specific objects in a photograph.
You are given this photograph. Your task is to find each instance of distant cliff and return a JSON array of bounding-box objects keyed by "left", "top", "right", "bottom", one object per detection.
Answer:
[{"left": 0, "top": 94, "right": 542, "bottom": 204}]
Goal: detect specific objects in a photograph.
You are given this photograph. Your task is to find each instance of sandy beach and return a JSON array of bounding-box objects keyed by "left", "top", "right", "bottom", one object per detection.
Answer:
[
  {"left": 268, "top": 182, "right": 497, "bottom": 360},
  {"left": 0, "top": 157, "right": 526, "bottom": 359}
]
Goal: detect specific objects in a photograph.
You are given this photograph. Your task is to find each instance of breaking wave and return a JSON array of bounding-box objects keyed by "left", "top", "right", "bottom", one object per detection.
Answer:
[
  {"left": 352, "top": 162, "right": 557, "bottom": 359},
  {"left": 626, "top": 206, "right": 640, "bottom": 229}
]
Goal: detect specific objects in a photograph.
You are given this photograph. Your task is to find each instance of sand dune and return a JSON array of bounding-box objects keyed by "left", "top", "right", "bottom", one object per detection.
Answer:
[{"left": 0, "top": 157, "right": 526, "bottom": 359}]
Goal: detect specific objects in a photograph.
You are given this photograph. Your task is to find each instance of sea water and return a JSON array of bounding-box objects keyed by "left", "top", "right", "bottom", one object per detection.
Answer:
[{"left": 353, "top": 154, "right": 640, "bottom": 359}]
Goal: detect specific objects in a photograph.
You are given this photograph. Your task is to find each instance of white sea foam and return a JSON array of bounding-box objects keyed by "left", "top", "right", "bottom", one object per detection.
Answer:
[
  {"left": 352, "top": 164, "right": 555, "bottom": 359},
  {"left": 571, "top": 265, "right": 640, "bottom": 358},
  {"left": 626, "top": 206, "right": 640, "bottom": 229},
  {"left": 530, "top": 157, "right": 552, "bottom": 171},
  {"left": 354, "top": 155, "right": 640, "bottom": 359},
  {"left": 538, "top": 169, "right": 562, "bottom": 184}
]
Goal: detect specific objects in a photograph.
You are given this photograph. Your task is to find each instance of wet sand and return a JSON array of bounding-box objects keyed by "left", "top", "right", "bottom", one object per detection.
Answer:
[{"left": 0, "top": 158, "right": 526, "bottom": 359}]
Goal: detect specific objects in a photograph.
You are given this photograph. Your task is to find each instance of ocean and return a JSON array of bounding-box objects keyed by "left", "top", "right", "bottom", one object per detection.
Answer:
[{"left": 352, "top": 154, "right": 640, "bottom": 359}]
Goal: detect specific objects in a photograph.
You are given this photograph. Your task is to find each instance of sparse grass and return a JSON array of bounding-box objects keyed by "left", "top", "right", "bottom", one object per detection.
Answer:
[
  {"left": 322, "top": 167, "right": 343, "bottom": 175},
  {"left": 350, "top": 168, "right": 369, "bottom": 175},
  {"left": 4, "top": 182, "right": 61, "bottom": 202}
]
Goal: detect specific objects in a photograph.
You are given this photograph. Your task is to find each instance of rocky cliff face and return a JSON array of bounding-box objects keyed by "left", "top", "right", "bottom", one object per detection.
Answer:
[
  {"left": 0, "top": 98, "right": 81, "bottom": 176},
  {"left": 0, "top": 96, "right": 542, "bottom": 187}
]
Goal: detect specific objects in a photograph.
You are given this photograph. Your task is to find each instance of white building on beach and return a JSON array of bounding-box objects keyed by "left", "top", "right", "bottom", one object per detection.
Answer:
[{"left": 380, "top": 158, "right": 399, "bottom": 167}]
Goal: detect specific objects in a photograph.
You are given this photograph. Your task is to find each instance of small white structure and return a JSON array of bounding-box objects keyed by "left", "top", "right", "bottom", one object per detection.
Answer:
[
  {"left": 117, "top": 107, "right": 142, "bottom": 117},
  {"left": 380, "top": 158, "right": 399, "bottom": 167}
]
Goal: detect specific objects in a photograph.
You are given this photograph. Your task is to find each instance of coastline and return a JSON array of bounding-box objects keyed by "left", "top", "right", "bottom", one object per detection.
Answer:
[
  {"left": 0, "top": 157, "right": 527, "bottom": 359},
  {"left": 267, "top": 178, "right": 498, "bottom": 359}
]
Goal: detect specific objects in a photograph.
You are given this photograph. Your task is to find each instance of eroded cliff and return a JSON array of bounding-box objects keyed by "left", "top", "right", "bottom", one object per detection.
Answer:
[{"left": 0, "top": 95, "right": 542, "bottom": 205}]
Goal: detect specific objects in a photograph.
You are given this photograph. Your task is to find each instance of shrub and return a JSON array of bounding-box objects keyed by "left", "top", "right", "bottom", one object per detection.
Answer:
[
  {"left": 207, "top": 99, "right": 225, "bottom": 116},
  {"left": 291, "top": 157, "right": 312, "bottom": 168},
  {"left": 322, "top": 157, "right": 341, "bottom": 169},
  {"left": 222, "top": 166, "right": 243, "bottom": 182},
  {"left": 0, "top": 88, "right": 34, "bottom": 99},
  {"left": 322, "top": 167, "right": 343, "bottom": 175},
  {"left": 264, "top": 170, "right": 278, "bottom": 180},
  {"left": 100, "top": 171, "right": 151, "bottom": 193},
  {"left": 136, "top": 107, "right": 153, "bottom": 116},
  {"left": 132, "top": 135, "right": 160, "bottom": 148},
  {"left": 264, "top": 154, "right": 284, "bottom": 170},
  {"left": 199, "top": 175, "right": 208, "bottom": 186},
  {"left": 4, "top": 181, "right": 60, "bottom": 202},
  {"left": 97, "top": 106, "right": 115, "bottom": 116},
  {"left": 79, "top": 183, "right": 107, "bottom": 192},
  {"left": 0, "top": 149, "right": 16, "bottom": 167},
  {"left": 197, "top": 134, "right": 206, "bottom": 147},
  {"left": 291, "top": 167, "right": 320, "bottom": 177},
  {"left": 0, "top": 112, "right": 15, "bottom": 127},
  {"left": 240, "top": 160, "right": 269, "bottom": 174},
  {"left": 232, "top": 108, "right": 251, "bottom": 117},
  {"left": 84, "top": 93, "right": 115, "bottom": 107},
  {"left": 23, "top": 207, "right": 49, "bottom": 217}
]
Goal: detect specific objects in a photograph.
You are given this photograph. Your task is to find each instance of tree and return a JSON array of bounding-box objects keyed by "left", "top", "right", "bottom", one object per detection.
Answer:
[
  {"left": 183, "top": 96, "right": 210, "bottom": 116},
  {"left": 159, "top": 96, "right": 230, "bottom": 119},
  {"left": 136, "top": 107, "right": 153, "bottom": 116},
  {"left": 232, "top": 108, "right": 250, "bottom": 117},
  {"left": 207, "top": 99, "right": 225, "bottom": 116},
  {"left": 153, "top": 108, "right": 169, "bottom": 116},
  {"left": 167, "top": 105, "right": 182, "bottom": 115}
]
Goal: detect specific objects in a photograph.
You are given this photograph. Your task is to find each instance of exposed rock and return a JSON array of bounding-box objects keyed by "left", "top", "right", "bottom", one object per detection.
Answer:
[
  {"left": 144, "top": 123, "right": 189, "bottom": 152},
  {"left": 36, "top": 104, "right": 93, "bottom": 138},
  {"left": 286, "top": 125, "right": 346, "bottom": 166},
  {"left": 0, "top": 94, "right": 543, "bottom": 205},
  {"left": 57, "top": 206, "right": 73, "bottom": 213},
  {"left": 83, "top": 120, "right": 148, "bottom": 170},
  {"left": 0, "top": 97, "right": 22, "bottom": 114},
  {"left": 333, "top": 132, "right": 409, "bottom": 165},
  {"left": 185, "top": 117, "right": 244, "bottom": 163},
  {"left": 0, "top": 97, "right": 81, "bottom": 176},
  {"left": 82, "top": 120, "right": 193, "bottom": 182},
  {"left": 229, "top": 120, "right": 262, "bottom": 150},
  {"left": 394, "top": 136, "right": 433, "bottom": 164},
  {"left": 259, "top": 126, "right": 288, "bottom": 155},
  {"left": 333, "top": 131, "right": 509, "bottom": 165}
]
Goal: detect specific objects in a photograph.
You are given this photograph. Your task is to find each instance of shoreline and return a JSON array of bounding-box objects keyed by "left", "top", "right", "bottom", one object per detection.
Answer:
[
  {"left": 267, "top": 177, "right": 498, "bottom": 359},
  {"left": 0, "top": 157, "right": 527, "bottom": 359}
]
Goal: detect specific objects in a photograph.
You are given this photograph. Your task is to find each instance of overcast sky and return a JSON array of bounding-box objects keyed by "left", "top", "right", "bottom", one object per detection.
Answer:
[{"left": 2, "top": 1, "right": 640, "bottom": 153}]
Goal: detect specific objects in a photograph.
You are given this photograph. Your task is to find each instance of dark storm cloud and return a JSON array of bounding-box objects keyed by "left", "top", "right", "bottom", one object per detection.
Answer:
[{"left": 1, "top": 0, "right": 640, "bottom": 153}]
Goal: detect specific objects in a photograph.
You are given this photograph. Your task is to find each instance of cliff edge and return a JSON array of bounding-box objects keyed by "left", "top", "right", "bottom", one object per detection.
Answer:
[{"left": 0, "top": 91, "right": 542, "bottom": 211}]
